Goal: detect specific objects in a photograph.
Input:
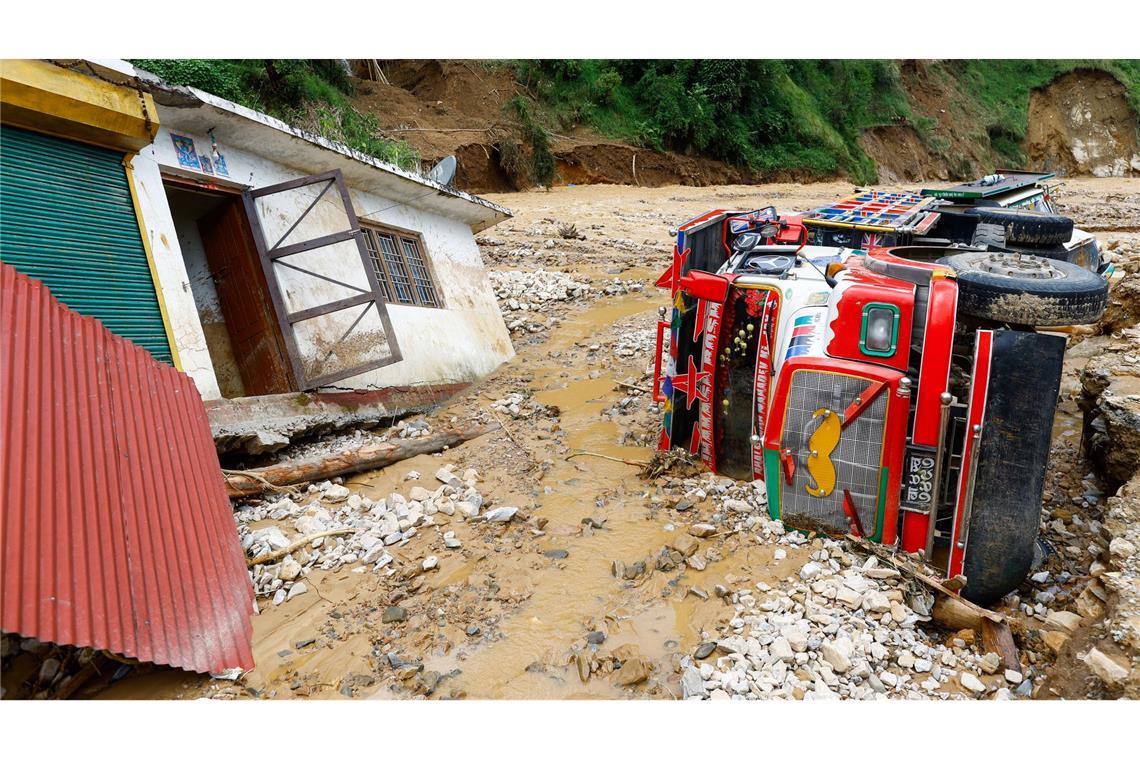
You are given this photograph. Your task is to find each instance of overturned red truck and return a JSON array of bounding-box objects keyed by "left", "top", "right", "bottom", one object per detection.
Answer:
[{"left": 653, "top": 172, "right": 1110, "bottom": 604}]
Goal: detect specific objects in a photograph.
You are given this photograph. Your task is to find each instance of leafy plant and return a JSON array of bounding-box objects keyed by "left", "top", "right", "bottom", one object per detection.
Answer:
[{"left": 130, "top": 59, "right": 419, "bottom": 171}]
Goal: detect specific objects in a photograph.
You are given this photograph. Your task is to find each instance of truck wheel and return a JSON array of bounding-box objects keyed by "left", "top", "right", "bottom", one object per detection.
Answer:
[
  {"left": 960, "top": 331, "right": 1066, "bottom": 605},
  {"left": 965, "top": 207, "right": 1073, "bottom": 246},
  {"left": 937, "top": 251, "right": 1108, "bottom": 326}
]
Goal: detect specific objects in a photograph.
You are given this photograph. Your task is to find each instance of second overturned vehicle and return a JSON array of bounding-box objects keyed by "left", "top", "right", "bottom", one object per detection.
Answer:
[{"left": 653, "top": 171, "right": 1111, "bottom": 604}]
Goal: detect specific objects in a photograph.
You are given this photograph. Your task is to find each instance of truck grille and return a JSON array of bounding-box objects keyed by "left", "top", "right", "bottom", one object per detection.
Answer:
[{"left": 779, "top": 370, "right": 887, "bottom": 535}]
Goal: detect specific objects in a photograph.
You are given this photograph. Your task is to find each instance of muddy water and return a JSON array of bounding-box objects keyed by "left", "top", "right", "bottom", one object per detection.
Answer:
[
  {"left": 398, "top": 286, "right": 806, "bottom": 698},
  {"left": 421, "top": 292, "right": 666, "bottom": 697}
]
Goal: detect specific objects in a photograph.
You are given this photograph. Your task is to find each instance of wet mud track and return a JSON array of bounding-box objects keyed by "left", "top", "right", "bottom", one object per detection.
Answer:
[{"left": 96, "top": 178, "right": 1139, "bottom": 700}]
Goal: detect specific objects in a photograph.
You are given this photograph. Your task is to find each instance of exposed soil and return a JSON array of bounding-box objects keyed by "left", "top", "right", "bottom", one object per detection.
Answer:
[
  {"left": 48, "top": 177, "right": 1135, "bottom": 702},
  {"left": 350, "top": 61, "right": 1140, "bottom": 194},
  {"left": 858, "top": 124, "right": 941, "bottom": 183},
  {"left": 1026, "top": 69, "right": 1140, "bottom": 178},
  {"left": 350, "top": 61, "right": 801, "bottom": 193}
]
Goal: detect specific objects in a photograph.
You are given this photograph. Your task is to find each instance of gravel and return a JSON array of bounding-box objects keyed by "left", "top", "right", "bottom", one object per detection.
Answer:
[{"left": 236, "top": 468, "right": 489, "bottom": 601}]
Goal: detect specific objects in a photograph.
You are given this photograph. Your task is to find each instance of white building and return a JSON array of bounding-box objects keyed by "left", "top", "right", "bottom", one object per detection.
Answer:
[{"left": 124, "top": 62, "right": 514, "bottom": 400}]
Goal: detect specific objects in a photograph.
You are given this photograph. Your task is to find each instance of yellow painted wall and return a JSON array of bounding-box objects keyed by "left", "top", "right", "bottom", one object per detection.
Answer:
[{"left": 0, "top": 60, "right": 158, "bottom": 151}]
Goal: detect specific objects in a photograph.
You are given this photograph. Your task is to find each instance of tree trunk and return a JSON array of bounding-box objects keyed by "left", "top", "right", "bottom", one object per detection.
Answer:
[{"left": 223, "top": 423, "right": 499, "bottom": 498}]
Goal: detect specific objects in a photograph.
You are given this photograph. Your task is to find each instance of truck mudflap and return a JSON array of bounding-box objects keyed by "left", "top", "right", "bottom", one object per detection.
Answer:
[{"left": 949, "top": 329, "right": 1066, "bottom": 605}]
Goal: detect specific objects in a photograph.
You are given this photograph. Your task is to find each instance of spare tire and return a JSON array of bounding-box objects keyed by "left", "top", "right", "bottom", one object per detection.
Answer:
[
  {"left": 965, "top": 207, "right": 1074, "bottom": 246},
  {"left": 938, "top": 251, "right": 1107, "bottom": 326}
]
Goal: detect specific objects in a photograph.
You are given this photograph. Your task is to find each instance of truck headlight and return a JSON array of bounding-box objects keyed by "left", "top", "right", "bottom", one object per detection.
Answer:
[{"left": 861, "top": 304, "right": 900, "bottom": 357}]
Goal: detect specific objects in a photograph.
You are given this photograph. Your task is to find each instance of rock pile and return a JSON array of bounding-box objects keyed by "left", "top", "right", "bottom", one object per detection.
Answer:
[
  {"left": 488, "top": 269, "right": 592, "bottom": 310},
  {"left": 489, "top": 391, "right": 550, "bottom": 421},
  {"left": 1100, "top": 473, "right": 1140, "bottom": 695},
  {"left": 487, "top": 269, "right": 591, "bottom": 335},
  {"left": 653, "top": 472, "right": 1020, "bottom": 700},
  {"left": 683, "top": 541, "right": 1012, "bottom": 700},
  {"left": 238, "top": 466, "right": 492, "bottom": 604}
]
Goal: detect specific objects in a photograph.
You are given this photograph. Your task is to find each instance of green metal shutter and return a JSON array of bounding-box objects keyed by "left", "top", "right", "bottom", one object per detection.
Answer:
[{"left": 1, "top": 125, "right": 173, "bottom": 364}]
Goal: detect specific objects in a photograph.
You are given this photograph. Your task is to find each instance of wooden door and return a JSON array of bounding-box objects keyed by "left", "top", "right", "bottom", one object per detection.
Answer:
[{"left": 199, "top": 197, "right": 296, "bottom": 395}]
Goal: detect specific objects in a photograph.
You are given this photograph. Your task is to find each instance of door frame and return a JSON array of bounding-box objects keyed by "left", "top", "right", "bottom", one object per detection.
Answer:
[{"left": 242, "top": 169, "right": 402, "bottom": 389}]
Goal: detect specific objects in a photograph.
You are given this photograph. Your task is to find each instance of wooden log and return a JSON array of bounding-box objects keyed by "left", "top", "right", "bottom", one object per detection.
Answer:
[
  {"left": 223, "top": 423, "right": 499, "bottom": 498},
  {"left": 980, "top": 616, "right": 1022, "bottom": 674}
]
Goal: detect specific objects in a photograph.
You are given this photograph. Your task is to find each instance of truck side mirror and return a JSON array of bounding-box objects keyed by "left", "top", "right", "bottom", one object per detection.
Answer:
[{"left": 679, "top": 271, "right": 731, "bottom": 303}]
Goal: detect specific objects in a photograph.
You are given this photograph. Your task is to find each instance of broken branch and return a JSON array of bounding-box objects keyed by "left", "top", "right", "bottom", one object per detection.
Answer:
[
  {"left": 844, "top": 534, "right": 1020, "bottom": 671},
  {"left": 566, "top": 451, "right": 647, "bottom": 467},
  {"left": 486, "top": 406, "right": 534, "bottom": 463},
  {"left": 247, "top": 529, "right": 354, "bottom": 567}
]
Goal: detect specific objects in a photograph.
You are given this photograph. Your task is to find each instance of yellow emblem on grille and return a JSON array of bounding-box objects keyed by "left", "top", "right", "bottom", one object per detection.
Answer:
[{"left": 805, "top": 408, "right": 839, "bottom": 498}]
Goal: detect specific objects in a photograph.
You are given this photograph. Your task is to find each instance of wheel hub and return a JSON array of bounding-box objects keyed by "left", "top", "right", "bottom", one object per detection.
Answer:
[{"left": 978, "top": 253, "right": 1061, "bottom": 279}]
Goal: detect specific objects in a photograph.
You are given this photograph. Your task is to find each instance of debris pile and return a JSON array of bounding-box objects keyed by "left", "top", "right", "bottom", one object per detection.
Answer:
[
  {"left": 239, "top": 466, "right": 494, "bottom": 604},
  {"left": 487, "top": 269, "right": 590, "bottom": 334},
  {"left": 489, "top": 391, "right": 551, "bottom": 421},
  {"left": 488, "top": 269, "right": 592, "bottom": 307},
  {"left": 611, "top": 326, "right": 655, "bottom": 360},
  {"left": 1099, "top": 474, "right": 1140, "bottom": 695},
  {"left": 632, "top": 472, "right": 1023, "bottom": 700},
  {"left": 684, "top": 542, "right": 1024, "bottom": 700}
]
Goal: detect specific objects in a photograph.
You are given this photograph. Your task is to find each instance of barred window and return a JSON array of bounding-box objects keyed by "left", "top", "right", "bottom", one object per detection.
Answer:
[{"left": 360, "top": 224, "right": 443, "bottom": 308}]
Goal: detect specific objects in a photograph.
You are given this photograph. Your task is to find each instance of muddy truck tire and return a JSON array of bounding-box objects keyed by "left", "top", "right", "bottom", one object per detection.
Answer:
[
  {"left": 960, "top": 330, "right": 1066, "bottom": 605},
  {"left": 965, "top": 206, "right": 1074, "bottom": 247},
  {"left": 938, "top": 251, "right": 1108, "bottom": 326}
]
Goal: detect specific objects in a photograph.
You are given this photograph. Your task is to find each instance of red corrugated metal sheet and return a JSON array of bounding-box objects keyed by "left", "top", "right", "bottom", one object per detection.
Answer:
[{"left": 1, "top": 263, "right": 254, "bottom": 674}]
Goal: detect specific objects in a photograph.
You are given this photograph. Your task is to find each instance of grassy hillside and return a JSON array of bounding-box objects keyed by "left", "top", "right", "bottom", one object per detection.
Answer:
[
  {"left": 512, "top": 59, "right": 1139, "bottom": 185},
  {"left": 130, "top": 59, "right": 1139, "bottom": 186}
]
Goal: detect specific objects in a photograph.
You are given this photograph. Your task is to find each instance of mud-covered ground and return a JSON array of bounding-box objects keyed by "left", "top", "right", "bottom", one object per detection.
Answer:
[{"left": 29, "top": 178, "right": 1135, "bottom": 701}]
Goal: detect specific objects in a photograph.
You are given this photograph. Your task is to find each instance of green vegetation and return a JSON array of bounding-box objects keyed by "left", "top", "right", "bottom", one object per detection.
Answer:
[
  {"left": 513, "top": 60, "right": 915, "bottom": 184},
  {"left": 949, "top": 59, "right": 1140, "bottom": 164},
  {"left": 130, "top": 59, "right": 419, "bottom": 170},
  {"left": 132, "top": 59, "right": 1139, "bottom": 185},
  {"left": 510, "top": 59, "right": 1139, "bottom": 183},
  {"left": 502, "top": 96, "right": 557, "bottom": 186}
]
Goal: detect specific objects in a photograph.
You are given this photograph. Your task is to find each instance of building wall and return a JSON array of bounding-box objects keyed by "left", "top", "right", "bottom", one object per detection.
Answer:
[
  {"left": 127, "top": 154, "right": 222, "bottom": 397},
  {"left": 130, "top": 123, "right": 513, "bottom": 399}
]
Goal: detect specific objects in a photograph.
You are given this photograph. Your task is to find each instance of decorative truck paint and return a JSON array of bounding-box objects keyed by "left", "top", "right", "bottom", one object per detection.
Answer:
[{"left": 653, "top": 184, "right": 1105, "bottom": 602}]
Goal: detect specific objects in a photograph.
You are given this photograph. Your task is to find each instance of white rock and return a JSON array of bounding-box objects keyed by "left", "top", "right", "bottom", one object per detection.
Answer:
[
  {"left": 783, "top": 627, "right": 808, "bottom": 653},
  {"left": 361, "top": 544, "right": 386, "bottom": 564},
  {"left": 279, "top": 556, "right": 302, "bottom": 581},
  {"left": 959, "top": 672, "right": 986, "bottom": 694},
  {"left": 1004, "top": 669, "right": 1023, "bottom": 685},
  {"left": 770, "top": 637, "right": 794, "bottom": 662},
  {"left": 252, "top": 526, "right": 290, "bottom": 550},
  {"left": 484, "top": 506, "right": 519, "bottom": 522},
  {"left": 1084, "top": 647, "right": 1129, "bottom": 687},
  {"left": 863, "top": 591, "right": 891, "bottom": 613},
  {"left": 323, "top": 484, "right": 350, "bottom": 502},
  {"left": 800, "top": 562, "right": 823, "bottom": 581},
  {"left": 422, "top": 556, "right": 439, "bottom": 571},
  {"left": 286, "top": 582, "right": 308, "bottom": 601},
  {"left": 821, "top": 642, "right": 851, "bottom": 673},
  {"left": 436, "top": 467, "right": 462, "bottom": 487},
  {"left": 1109, "top": 537, "right": 1136, "bottom": 559},
  {"left": 681, "top": 667, "right": 707, "bottom": 699}
]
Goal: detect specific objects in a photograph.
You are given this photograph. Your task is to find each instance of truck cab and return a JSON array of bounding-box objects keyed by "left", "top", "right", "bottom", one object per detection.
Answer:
[{"left": 654, "top": 196, "right": 1109, "bottom": 604}]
